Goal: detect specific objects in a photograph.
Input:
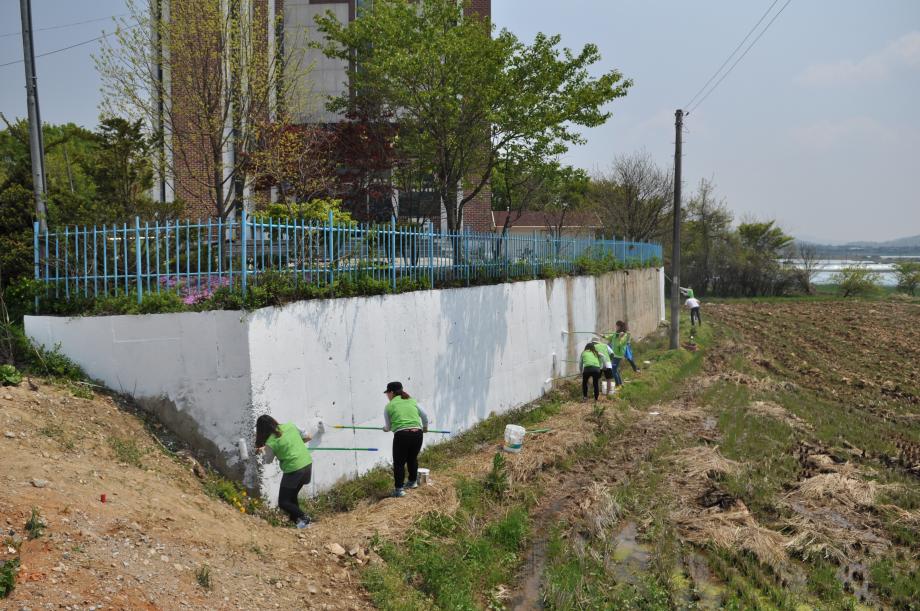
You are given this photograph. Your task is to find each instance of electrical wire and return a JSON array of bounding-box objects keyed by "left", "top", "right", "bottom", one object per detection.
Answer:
[
  {"left": 684, "top": 0, "right": 780, "bottom": 110},
  {"left": 0, "top": 13, "right": 128, "bottom": 39},
  {"left": 0, "top": 25, "right": 137, "bottom": 69},
  {"left": 687, "top": 0, "right": 793, "bottom": 114}
]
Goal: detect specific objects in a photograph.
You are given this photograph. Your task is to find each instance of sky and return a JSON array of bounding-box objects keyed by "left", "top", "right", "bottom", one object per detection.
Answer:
[{"left": 1, "top": 1, "right": 918, "bottom": 243}]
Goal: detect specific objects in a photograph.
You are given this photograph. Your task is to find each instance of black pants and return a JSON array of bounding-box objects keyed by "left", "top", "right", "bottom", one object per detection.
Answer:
[
  {"left": 625, "top": 355, "right": 639, "bottom": 372},
  {"left": 277, "top": 464, "right": 311, "bottom": 522},
  {"left": 690, "top": 307, "right": 702, "bottom": 326},
  {"left": 582, "top": 366, "right": 601, "bottom": 400},
  {"left": 393, "top": 429, "right": 424, "bottom": 489}
]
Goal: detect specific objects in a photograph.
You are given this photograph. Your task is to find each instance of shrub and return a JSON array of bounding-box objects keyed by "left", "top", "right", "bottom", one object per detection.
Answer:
[
  {"left": 895, "top": 261, "right": 920, "bottom": 296},
  {"left": 834, "top": 265, "right": 879, "bottom": 298},
  {"left": 0, "top": 558, "right": 18, "bottom": 598},
  {"left": 0, "top": 364, "right": 22, "bottom": 386}
]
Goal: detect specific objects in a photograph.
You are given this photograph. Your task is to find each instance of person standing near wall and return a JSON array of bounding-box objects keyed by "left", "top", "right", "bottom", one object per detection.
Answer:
[
  {"left": 596, "top": 321, "right": 629, "bottom": 390},
  {"left": 579, "top": 343, "right": 603, "bottom": 402},
  {"left": 685, "top": 295, "right": 702, "bottom": 326},
  {"left": 621, "top": 321, "right": 641, "bottom": 374},
  {"left": 255, "top": 415, "right": 313, "bottom": 529},
  {"left": 382, "top": 381, "right": 429, "bottom": 498}
]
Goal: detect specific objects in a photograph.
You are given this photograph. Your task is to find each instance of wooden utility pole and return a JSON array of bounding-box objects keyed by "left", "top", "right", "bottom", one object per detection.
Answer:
[
  {"left": 669, "top": 109, "right": 683, "bottom": 350},
  {"left": 20, "top": 0, "right": 48, "bottom": 231}
]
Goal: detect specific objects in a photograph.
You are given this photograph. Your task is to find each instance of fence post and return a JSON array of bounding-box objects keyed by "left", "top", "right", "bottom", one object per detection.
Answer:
[
  {"left": 390, "top": 216, "right": 396, "bottom": 291},
  {"left": 532, "top": 230, "right": 537, "bottom": 279},
  {"left": 134, "top": 217, "right": 142, "bottom": 303},
  {"left": 428, "top": 222, "right": 434, "bottom": 289},
  {"left": 328, "top": 210, "right": 335, "bottom": 287},
  {"left": 33, "top": 221, "right": 39, "bottom": 314},
  {"left": 241, "top": 206, "right": 248, "bottom": 293}
]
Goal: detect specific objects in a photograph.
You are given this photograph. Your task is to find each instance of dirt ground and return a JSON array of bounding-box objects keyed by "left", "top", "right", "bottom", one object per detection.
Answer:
[
  {"left": 0, "top": 379, "right": 597, "bottom": 610},
  {"left": 3, "top": 299, "right": 918, "bottom": 609}
]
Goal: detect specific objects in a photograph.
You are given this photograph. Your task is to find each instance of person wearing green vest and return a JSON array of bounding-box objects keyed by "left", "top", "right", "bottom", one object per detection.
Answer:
[
  {"left": 383, "top": 381, "right": 430, "bottom": 498},
  {"left": 593, "top": 340, "right": 616, "bottom": 397},
  {"left": 579, "top": 343, "right": 603, "bottom": 402},
  {"left": 255, "top": 415, "right": 313, "bottom": 528},
  {"left": 596, "top": 320, "right": 630, "bottom": 390}
]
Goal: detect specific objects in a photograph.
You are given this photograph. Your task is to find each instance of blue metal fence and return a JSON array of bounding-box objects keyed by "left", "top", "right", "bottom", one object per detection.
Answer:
[{"left": 33, "top": 210, "right": 662, "bottom": 306}]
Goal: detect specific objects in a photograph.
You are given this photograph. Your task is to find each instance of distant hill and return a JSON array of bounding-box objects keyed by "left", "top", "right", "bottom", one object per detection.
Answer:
[
  {"left": 844, "top": 235, "right": 920, "bottom": 249},
  {"left": 796, "top": 234, "right": 920, "bottom": 249}
]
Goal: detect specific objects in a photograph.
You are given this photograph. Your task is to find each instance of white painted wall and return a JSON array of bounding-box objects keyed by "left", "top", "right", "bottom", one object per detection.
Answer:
[{"left": 25, "top": 269, "right": 663, "bottom": 504}]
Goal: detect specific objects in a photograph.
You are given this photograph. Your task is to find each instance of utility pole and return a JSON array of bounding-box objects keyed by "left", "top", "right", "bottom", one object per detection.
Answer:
[
  {"left": 20, "top": 0, "right": 48, "bottom": 232},
  {"left": 669, "top": 109, "right": 683, "bottom": 350}
]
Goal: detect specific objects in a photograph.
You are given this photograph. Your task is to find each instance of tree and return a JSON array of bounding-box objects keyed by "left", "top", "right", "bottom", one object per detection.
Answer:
[
  {"left": 895, "top": 261, "right": 920, "bottom": 296},
  {"left": 316, "top": 0, "right": 629, "bottom": 233},
  {"left": 835, "top": 265, "right": 879, "bottom": 298},
  {"left": 247, "top": 121, "right": 337, "bottom": 209},
  {"left": 96, "top": 0, "right": 299, "bottom": 219},
  {"left": 682, "top": 178, "right": 732, "bottom": 295},
  {"left": 589, "top": 151, "right": 672, "bottom": 242},
  {"left": 789, "top": 242, "right": 823, "bottom": 294}
]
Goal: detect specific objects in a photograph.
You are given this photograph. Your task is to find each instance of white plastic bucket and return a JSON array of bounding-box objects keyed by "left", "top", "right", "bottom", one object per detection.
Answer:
[
  {"left": 417, "top": 467, "right": 431, "bottom": 485},
  {"left": 503, "top": 424, "right": 525, "bottom": 453}
]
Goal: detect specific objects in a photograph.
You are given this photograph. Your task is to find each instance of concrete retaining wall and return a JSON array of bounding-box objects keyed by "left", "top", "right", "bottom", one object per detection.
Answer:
[{"left": 25, "top": 268, "right": 663, "bottom": 503}]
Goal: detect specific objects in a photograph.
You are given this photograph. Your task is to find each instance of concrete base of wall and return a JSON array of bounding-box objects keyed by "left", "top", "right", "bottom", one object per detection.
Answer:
[{"left": 25, "top": 268, "right": 664, "bottom": 505}]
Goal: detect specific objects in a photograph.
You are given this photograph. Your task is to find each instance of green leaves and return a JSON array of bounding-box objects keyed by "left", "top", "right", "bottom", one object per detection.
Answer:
[{"left": 317, "top": 0, "right": 629, "bottom": 230}]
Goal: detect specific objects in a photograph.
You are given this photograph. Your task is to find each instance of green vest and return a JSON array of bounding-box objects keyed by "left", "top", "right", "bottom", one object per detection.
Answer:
[
  {"left": 593, "top": 343, "right": 611, "bottom": 365},
  {"left": 265, "top": 423, "right": 312, "bottom": 473},
  {"left": 581, "top": 349, "right": 601, "bottom": 368},
  {"left": 606, "top": 333, "right": 630, "bottom": 358},
  {"left": 386, "top": 397, "right": 423, "bottom": 432}
]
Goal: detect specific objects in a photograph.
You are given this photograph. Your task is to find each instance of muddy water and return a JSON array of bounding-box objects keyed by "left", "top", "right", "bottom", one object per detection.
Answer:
[
  {"left": 509, "top": 495, "right": 569, "bottom": 610},
  {"left": 609, "top": 521, "right": 651, "bottom": 582}
]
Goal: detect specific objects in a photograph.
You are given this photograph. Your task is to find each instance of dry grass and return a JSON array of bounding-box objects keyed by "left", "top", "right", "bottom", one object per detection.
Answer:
[
  {"left": 574, "top": 482, "right": 621, "bottom": 539},
  {"left": 671, "top": 501, "right": 788, "bottom": 569},
  {"left": 672, "top": 446, "right": 740, "bottom": 481},
  {"left": 747, "top": 400, "right": 811, "bottom": 430},
  {"left": 794, "top": 473, "right": 879, "bottom": 508}
]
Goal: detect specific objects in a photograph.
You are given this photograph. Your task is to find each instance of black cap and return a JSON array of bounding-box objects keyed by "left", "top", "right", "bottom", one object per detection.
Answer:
[{"left": 384, "top": 381, "right": 403, "bottom": 394}]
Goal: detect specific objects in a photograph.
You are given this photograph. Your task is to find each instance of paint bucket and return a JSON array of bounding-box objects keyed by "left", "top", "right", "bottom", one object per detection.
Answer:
[
  {"left": 503, "top": 424, "right": 525, "bottom": 453},
  {"left": 417, "top": 468, "right": 431, "bottom": 485}
]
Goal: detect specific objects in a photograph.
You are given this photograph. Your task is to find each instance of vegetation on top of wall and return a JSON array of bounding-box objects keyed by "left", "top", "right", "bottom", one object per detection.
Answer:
[{"left": 26, "top": 257, "right": 661, "bottom": 318}]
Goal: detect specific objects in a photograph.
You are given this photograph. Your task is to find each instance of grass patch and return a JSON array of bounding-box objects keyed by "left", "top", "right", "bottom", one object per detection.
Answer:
[
  {"left": 0, "top": 558, "right": 19, "bottom": 599},
  {"left": 108, "top": 436, "right": 144, "bottom": 467},
  {"left": 869, "top": 558, "right": 920, "bottom": 610},
  {"left": 300, "top": 467, "right": 394, "bottom": 517},
  {"left": 39, "top": 422, "right": 76, "bottom": 451},
  {"left": 364, "top": 503, "right": 531, "bottom": 610}
]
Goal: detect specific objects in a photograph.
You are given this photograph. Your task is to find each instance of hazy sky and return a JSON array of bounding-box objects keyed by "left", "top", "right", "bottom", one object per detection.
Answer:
[{"left": 1, "top": 1, "right": 918, "bottom": 242}]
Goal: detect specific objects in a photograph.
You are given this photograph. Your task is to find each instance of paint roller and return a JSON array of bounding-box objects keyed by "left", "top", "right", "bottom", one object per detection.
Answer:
[{"left": 333, "top": 425, "right": 451, "bottom": 434}]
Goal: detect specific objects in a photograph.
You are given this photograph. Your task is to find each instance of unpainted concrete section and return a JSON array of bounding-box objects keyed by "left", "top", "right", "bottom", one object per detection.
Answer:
[{"left": 25, "top": 269, "right": 663, "bottom": 503}]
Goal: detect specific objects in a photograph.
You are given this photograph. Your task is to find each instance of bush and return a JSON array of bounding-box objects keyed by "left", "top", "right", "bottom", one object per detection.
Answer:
[
  {"left": 0, "top": 364, "right": 22, "bottom": 386},
  {"left": 834, "top": 265, "right": 880, "bottom": 298},
  {"left": 0, "top": 558, "right": 18, "bottom": 598},
  {"left": 895, "top": 261, "right": 920, "bottom": 296}
]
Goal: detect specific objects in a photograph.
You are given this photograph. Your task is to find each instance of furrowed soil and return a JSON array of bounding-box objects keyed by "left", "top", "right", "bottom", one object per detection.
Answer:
[{"left": 3, "top": 298, "right": 919, "bottom": 610}]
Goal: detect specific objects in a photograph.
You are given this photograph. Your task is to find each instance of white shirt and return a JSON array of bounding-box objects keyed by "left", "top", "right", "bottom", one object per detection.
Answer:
[{"left": 685, "top": 297, "right": 700, "bottom": 309}]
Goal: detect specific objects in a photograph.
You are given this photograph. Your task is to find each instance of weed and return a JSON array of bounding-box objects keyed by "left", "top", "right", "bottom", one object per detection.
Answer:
[
  {"left": 40, "top": 422, "right": 76, "bottom": 451},
  {"left": 25, "top": 507, "right": 44, "bottom": 539},
  {"left": 869, "top": 558, "right": 920, "bottom": 610},
  {"left": 108, "top": 436, "right": 144, "bottom": 467},
  {"left": 203, "top": 475, "right": 263, "bottom": 516},
  {"left": 0, "top": 558, "right": 18, "bottom": 598},
  {"left": 483, "top": 453, "right": 509, "bottom": 499},
  {"left": 195, "top": 565, "right": 212, "bottom": 590}
]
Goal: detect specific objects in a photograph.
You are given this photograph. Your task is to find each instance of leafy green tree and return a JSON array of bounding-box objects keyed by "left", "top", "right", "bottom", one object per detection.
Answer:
[
  {"left": 894, "top": 261, "right": 920, "bottom": 296},
  {"left": 316, "top": 0, "right": 630, "bottom": 233}
]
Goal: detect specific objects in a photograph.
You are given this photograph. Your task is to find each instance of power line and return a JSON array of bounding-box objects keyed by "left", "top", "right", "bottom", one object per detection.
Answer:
[
  {"left": 687, "top": 0, "right": 793, "bottom": 114},
  {"left": 0, "top": 13, "right": 127, "bottom": 39},
  {"left": 0, "top": 26, "right": 135, "bottom": 69},
  {"left": 684, "top": 0, "right": 780, "bottom": 110}
]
